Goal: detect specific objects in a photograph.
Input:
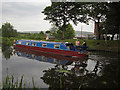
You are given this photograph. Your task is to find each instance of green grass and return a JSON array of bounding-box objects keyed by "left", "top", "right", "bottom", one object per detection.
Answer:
[
  {"left": 48, "top": 39, "right": 119, "bottom": 52},
  {"left": 1, "top": 37, "right": 119, "bottom": 52},
  {"left": 86, "top": 40, "right": 119, "bottom": 52}
]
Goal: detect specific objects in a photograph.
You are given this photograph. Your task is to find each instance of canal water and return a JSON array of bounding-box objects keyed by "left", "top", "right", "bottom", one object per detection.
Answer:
[{"left": 1, "top": 45, "right": 119, "bottom": 89}]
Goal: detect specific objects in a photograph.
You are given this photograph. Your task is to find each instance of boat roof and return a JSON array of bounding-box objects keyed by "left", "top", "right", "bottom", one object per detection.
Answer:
[{"left": 18, "top": 39, "right": 64, "bottom": 44}]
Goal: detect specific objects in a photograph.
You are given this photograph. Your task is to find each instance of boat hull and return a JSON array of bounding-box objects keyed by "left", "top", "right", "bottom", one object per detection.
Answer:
[
  {"left": 15, "top": 48, "right": 88, "bottom": 62},
  {"left": 14, "top": 44, "right": 88, "bottom": 57}
]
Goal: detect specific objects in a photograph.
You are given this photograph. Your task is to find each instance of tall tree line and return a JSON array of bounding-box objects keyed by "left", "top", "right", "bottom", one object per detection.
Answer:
[
  {"left": 105, "top": 2, "right": 120, "bottom": 40},
  {"left": 42, "top": 2, "right": 120, "bottom": 40}
]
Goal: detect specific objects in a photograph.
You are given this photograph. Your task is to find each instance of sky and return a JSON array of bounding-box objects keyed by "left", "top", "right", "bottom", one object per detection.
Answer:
[{"left": 1, "top": 0, "right": 96, "bottom": 32}]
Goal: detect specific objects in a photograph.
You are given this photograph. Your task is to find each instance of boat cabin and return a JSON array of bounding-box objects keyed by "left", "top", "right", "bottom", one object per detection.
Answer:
[
  {"left": 16, "top": 40, "right": 71, "bottom": 51},
  {"left": 16, "top": 40, "right": 87, "bottom": 52}
]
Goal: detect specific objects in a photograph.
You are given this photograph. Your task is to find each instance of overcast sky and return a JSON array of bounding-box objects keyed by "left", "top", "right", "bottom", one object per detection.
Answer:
[{"left": 1, "top": 0, "right": 95, "bottom": 32}]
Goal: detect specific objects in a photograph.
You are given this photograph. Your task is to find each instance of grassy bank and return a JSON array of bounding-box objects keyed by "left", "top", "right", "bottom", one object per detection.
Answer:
[
  {"left": 1, "top": 37, "right": 119, "bottom": 53},
  {"left": 86, "top": 40, "right": 119, "bottom": 52},
  {"left": 48, "top": 39, "right": 119, "bottom": 53}
]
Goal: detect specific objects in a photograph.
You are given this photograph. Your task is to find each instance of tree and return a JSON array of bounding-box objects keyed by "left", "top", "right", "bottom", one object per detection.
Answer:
[
  {"left": 87, "top": 2, "right": 108, "bottom": 40},
  {"left": 105, "top": 2, "right": 120, "bottom": 40},
  {"left": 49, "top": 24, "right": 58, "bottom": 36},
  {"left": 0, "top": 29, "right": 1, "bottom": 36},
  {"left": 42, "top": 2, "right": 88, "bottom": 39},
  {"left": 55, "top": 23, "right": 75, "bottom": 39},
  {"left": 2, "top": 38, "right": 13, "bottom": 60},
  {"left": 45, "top": 30, "right": 51, "bottom": 34},
  {"left": 39, "top": 31, "right": 44, "bottom": 35},
  {"left": 2, "top": 22, "right": 18, "bottom": 37},
  {"left": 64, "top": 23, "right": 75, "bottom": 39},
  {"left": 55, "top": 30, "right": 62, "bottom": 39}
]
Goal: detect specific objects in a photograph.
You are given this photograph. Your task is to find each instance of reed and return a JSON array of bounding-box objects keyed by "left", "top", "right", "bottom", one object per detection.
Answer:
[
  {"left": 60, "top": 75, "right": 62, "bottom": 88},
  {"left": 32, "top": 77, "right": 35, "bottom": 89},
  {"left": 2, "top": 74, "right": 40, "bottom": 89},
  {"left": 3, "top": 74, "right": 25, "bottom": 89},
  {"left": 0, "top": 83, "right": 1, "bottom": 89},
  {"left": 18, "top": 75, "right": 24, "bottom": 88}
]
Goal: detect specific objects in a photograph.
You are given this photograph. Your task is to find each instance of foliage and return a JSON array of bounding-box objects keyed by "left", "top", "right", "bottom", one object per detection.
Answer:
[
  {"left": 80, "top": 2, "right": 119, "bottom": 40},
  {"left": 55, "top": 30, "right": 62, "bottom": 39},
  {"left": 18, "top": 32, "right": 46, "bottom": 40},
  {"left": 41, "top": 62, "right": 118, "bottom": 89},
  {"left": 39, "top": 31, "right": 44, "bottom": 35},
  {"left": 43, "top": 2, "right": 119, "bottom": 40},
  {"left": 55, "top": 23, "right": 75, "bottom": 39},
  {"left": 45, "top": 30, "right": 51, "bottom": 34},
  {"left": 49, "top": 24, "right": 58, "bottom": 36},
  {"left": 86, "top": 2, "right": 109, "bottom": 40},
  {"left": 104, "top": 2, "right": 120, "bottom": 40},
  {"left": 2, "top": 37, "right": 14, "bottom": 60},
  {"left": 43, "top": 2, "right": 107, "bottom": 40},
  {"left": 1, "top": 22, "right": 46, "bottom": 40},
  {"left": 64, "top": 23, "right": 75, "bottom": 39},
  {"left": 3, "top": 70, "right": 25, "bottom": 88},
  {"left": 42, "top": 2, "right": 88, "bottom": 39},
  {"left": 3, "top": 74, "right": 39, "bottom": 89},
  {"left": 3, "top": 69, "right": 40, "bottom": 89},
  {"left": 2, "top": 22, "right": 18, "bottom": 38},
  {"left": 0, "top": 29, "right": 1, "bottom": 36}
]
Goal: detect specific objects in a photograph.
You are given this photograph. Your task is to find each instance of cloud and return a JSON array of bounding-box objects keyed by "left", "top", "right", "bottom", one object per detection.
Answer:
[
  {"left": 2, "top": 2, "right": 52, "bottom": 31},
  {"left": 2, "top": 0, "right": 51, "bottom": 2},
  {"left": 2, "top": 1, "right": 94, "bottom": 32},
  {"left": 0, "top": 2, "right": 2, "bottom": 27},
  {"left": 2, "top": 2, "right": 50, "bottom": 16}
]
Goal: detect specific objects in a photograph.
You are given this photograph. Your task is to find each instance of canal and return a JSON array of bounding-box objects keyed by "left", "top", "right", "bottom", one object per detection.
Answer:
[{"left": 1, "top": 45, "right": 119, "bottom": 89}]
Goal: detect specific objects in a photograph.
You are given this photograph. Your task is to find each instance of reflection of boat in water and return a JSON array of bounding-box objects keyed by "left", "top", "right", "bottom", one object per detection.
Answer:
[
  {"left": 14, "top": 48, "right": 87, "bottom": 65},
  {"left": 14, "top": 47, "right": 103, "bottom": 77},
  {"left": 14, "top": 40, "right": 88, "bottom": 57}
]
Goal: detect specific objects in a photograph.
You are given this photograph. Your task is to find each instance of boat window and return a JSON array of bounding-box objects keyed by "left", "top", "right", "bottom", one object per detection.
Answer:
[
  {"left": 32, "top": 42, "right": 36, "bottom": 46},
  {"left": 66, "top": 43, "right": 70, "bottom": 49},
  {"left": 18, "top": 41, "right": 22, "bottom": 44},
  {"left": 26, "top": 42, "right": 30, "bottom": 45},
  {"left": 54, "top": 44, "right": 60, "bottom": 49},
  {"left": 42, "top": 43, "right": 47, "bottom": 47}
]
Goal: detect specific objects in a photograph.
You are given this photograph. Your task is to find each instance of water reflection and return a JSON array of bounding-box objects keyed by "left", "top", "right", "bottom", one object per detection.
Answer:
[
  {"left": 14, "top": 48, "right": 88, "bottom": 66},
  {"left": 13, "top": 47, "right": 113, "bottom": 88},
  {"left": 2, "top": 44, "right": 119, "bottom": 88},
  {"left": 2, "top": 43, "right": 13, "bottom": 60},
  {"left": 40, "top": 60, "right": 104, "bottom": 88}
]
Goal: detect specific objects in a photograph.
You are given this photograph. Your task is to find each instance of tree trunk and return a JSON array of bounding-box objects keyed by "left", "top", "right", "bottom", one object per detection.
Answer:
[
  {"left": 98, "top": 31, "right": 101, "bottom": 40},
  {"left": 118, "top": 34, "right": 120, "bottom": 40},
  {"left": 111, "top": 34, "right": 115, "bottom": 40},
  {"left": 117, "top": 34, "right": 119, "bottom": 40},
  {"left": 62, "top": 30, "right": 65, "bottom": 40},
  {"left": 105, "top": 33, "right": 108, "bottom": 46},
  {"left": 96, "top": 22, "right": 101, "bottom": 40},
  {"left": 61, "top": 22, "right": 66, "bottom": 40}
]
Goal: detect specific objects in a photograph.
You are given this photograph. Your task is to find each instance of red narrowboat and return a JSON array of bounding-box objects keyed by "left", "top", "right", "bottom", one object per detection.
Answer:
[{"left": 14, "top": 40, "right": 88, "bottom": 58}]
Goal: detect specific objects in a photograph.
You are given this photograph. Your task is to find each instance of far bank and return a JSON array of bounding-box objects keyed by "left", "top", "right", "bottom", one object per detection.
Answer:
[{"left": 1, "top": 37, "right": 119, "bottom": 53}]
